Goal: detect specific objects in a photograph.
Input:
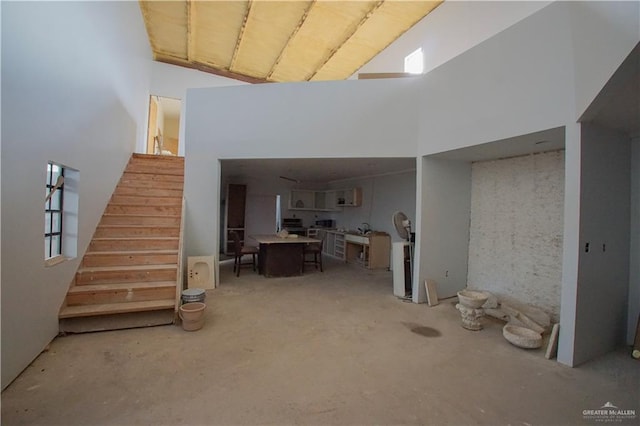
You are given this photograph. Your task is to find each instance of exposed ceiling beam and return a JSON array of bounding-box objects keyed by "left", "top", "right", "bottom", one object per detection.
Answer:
[
  {"left": 229, "top": 0, "right": 253, "bottom": 72},
  {"left": 308, "top": 0, "right": 385, "bottom": 81},
  {"left": 157, "top": 56, "right": 268, "bottom": 84},
  {"left": 186, "top": 0, "right": 196, "bottom": 62},
  {"left": 266, "top": 0, "right": 316, "bottom": 81}
]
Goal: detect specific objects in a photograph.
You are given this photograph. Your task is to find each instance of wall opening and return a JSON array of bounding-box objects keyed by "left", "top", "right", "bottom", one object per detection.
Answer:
[{"left": 146, "top": 95, "right": 182, "bottom": 156}]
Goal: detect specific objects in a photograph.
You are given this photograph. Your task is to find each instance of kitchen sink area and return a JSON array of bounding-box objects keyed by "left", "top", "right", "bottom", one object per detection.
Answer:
[{"left": 307, "top": 227, "right": 391, "bottom": 270}]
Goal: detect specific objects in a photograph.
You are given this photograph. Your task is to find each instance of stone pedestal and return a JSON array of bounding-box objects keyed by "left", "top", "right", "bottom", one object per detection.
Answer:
[{"left": 455, "top": 303, "right": 485, "bottom": 331}]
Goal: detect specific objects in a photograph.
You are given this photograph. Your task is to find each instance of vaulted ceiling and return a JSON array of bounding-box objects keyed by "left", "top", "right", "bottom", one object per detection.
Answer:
[{"left": 139, "top": 0, "right": 442, "bottom": 83}]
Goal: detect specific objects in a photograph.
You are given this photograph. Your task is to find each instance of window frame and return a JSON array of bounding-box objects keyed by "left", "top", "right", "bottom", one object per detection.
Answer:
[{"left": 45, "top": 162, "right": 65, "bottom": 260}]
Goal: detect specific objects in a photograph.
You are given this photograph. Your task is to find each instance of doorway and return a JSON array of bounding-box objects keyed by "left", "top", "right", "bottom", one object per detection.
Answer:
[{"left": 146, "top": 95, "right": 182, "bottom": 156}]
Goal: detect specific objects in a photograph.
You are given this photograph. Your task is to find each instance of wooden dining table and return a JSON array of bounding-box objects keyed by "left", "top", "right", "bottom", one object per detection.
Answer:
[{"left": 249, "top": 234, "right": 321, "bottom": 277}]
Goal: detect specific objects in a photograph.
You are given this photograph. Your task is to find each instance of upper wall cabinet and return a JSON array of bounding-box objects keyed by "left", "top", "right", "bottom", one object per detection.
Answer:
[
  {"left": 289, "top": 188, "right": 360, "bottom": 211},
  {"left": 335, "top": 187, "right": 362, "bottom": 207},
  {"left": 289, "top": 190, "right": 315, "bottom": 210}
]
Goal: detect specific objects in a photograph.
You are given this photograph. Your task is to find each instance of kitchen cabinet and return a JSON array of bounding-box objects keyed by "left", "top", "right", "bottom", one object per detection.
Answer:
[
  {"left": 314, "top": 191, "right": 337, "bottom": 211},
  {"left": 320, "top": 230, "right": 345, "bottom": 260},
  {"left": 289, "top": 190, "right": 334, "bottom": 211},
  {"left": 335, "top": 187, "right": 362, "bottom": 207},
  {"left": 345, "top": 232, "right": 390, "bottom": 269},
  {"left": 289, "top": 188, "right": 360, "bottom": 211},
  {"left": 289, "top": 190, "right": 315, "bottom": 210}
]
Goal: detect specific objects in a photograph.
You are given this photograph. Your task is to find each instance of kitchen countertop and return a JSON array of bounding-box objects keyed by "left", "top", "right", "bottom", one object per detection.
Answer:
[{"left": 250, "top": 234, "right": 320, "bottom": 244}]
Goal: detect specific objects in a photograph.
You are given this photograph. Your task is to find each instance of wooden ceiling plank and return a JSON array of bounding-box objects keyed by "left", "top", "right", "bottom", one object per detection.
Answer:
[
  {"left": 232, "top": 1, "right": 312, "bottom": 79},
  {"left": 192, "top": 1, "right": 248, "bottom": 69},
  {"left": 269, "top": 1, "right": 379, "bottom": 82},
  {"left": 139, "top": 0, "right": 188, "bottom": 60},
  {"left": 229, "top": 1, "right": 254, "bottom": 71},
  {"left": 266, "top": 0, "right": 317, "bottom": 81},
  {"left": 140, "top": 0, "right": 441, "bottom": 83},
  {"left": 307, "top": 0, "right": 384, "bottom": 81},
  {"left": 312, "top": 1, "right": 443, "bottom": 81}
]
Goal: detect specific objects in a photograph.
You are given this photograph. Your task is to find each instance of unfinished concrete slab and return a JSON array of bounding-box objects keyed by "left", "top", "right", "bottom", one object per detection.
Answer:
[{"left": 2, "top": 259, "right": 638, "bottom": 425}]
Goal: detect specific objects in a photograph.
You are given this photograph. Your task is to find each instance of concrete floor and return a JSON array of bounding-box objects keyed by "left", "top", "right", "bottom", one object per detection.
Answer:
[{"left": 2, "top": 258, "right": 639, "bottom": 425}]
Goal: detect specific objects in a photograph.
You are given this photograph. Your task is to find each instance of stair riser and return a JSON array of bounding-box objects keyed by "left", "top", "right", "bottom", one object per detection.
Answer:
[
  {"left": 59, "top": 310, "right": 175, "bottom": 333},
  {"left": 114, "top": 186, "right": 183, "bottom": 198},
  {"left": 99, "top": 216, "right": 181, "bottom": 227},
  {"left": 82, "top": 253, "right": 178, "bottom": 267},
  {"left": 66, "top": 287, "right": 176, "bottom": 306},
  {"left": 117, "top": 179, "right": 184, "bottom": 190},
  {"left": 125, "top": 164, "right": 184, "bottom": 175},
  {"left": 105, "top": 205, "right": 181, "bottom": 216},
  {"left": 89, "top": 239, "right": 179, "bottom": 251},
  {"left": 120, "top": 172, "right": 184, "bottom": 184},
  {"left": 110, "top": 195, "right": 182, "bottom": 206},
  {"left": 76, "top": 269, "right": 177, "bottom": 285},
  {"left": 94, "top": 227, "right": 179, "bottom": 238}
]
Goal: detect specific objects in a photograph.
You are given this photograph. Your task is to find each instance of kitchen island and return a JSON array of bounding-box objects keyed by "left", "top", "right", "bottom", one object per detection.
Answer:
[{"left": 250, "top": 234, "right": 321, "bottom": 277}]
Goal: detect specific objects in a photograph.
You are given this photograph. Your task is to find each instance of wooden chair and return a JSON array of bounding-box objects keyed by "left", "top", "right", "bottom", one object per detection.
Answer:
[
  {"left": 302, "top": 237, "right": 324, "bottom": 272},
  {"left": 230, "top": 231, "right": 258, "bottom": 277}
]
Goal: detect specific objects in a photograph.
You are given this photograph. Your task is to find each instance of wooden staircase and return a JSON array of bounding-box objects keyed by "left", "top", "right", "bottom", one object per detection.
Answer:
[{"left": 59, "top": 154, "right": 185, "bottom": 333}]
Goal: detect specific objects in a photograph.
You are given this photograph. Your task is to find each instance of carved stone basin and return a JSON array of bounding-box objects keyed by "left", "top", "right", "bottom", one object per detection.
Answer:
[
  {"left": 457, "top": 290, "right": 489, "bottom": 309},
  {"left": 503, "top": 324, "right": 542, "bottom": 349}
]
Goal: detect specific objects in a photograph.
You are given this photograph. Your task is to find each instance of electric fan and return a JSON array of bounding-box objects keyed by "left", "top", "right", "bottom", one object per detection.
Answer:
[{"left": 392, "top": 211, "right": 413, "bottom": 299}]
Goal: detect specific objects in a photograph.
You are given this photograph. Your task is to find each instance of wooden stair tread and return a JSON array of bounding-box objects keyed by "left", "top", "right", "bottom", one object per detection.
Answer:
[
  {"left": 108, "top": 202, "right": 182, "bottom": 206},
  {"left": 78, "top": 264, "right": 177, "bottom": 272},
  {"left": 132, "top": 153, "right": 184, "bottom": 159},
  {"left": 84, "top": 249, "right": 178, "bottom": 256},
  {"left": 124, "top": 169, "right": 184, "bottom": 176},
  {"left": 91, "top": 237, "right": 179, "bottom": 240},
  {"left": 68, "top": 281, "right": 177, "bottom": 293},
  {"left": 60, "top": 300, "right": 175, "bottom": 318},
  {"left": 122, "top": 169, "right": 184, "bottom": 176},
  {"left": 101, "top": 214, "right": 181, "bottom": 218},
  {"left": 97, "top": 225, "right": 179, "bottom": 229},
  {"left": 109, "top": 197, "right": 182, "bottom": 201}
]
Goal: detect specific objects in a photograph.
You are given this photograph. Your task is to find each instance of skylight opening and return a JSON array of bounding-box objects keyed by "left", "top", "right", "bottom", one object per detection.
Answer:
[{"left": 404, "top": 48, "right": 424, "bottom": 74}]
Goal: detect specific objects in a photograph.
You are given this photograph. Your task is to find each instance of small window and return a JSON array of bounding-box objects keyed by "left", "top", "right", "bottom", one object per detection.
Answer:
[
  {"left": 45, "top": 162, "right": 65, "bottom": 259},
  {"left": 404, "top": 48, "right": 424, "bottom": 74}
]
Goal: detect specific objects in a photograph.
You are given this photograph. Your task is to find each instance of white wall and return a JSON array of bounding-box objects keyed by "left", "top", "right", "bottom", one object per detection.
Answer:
[
  {"left": 629, "top": 137, "right": 640, "bottom": 344},
  {"left": 416, "top": 2, "right": 575, "bottom": 156},
  {"left": 416, "top": 157, "right": 471, "bottom": 301},
  {"left": 467, "top": 151, "right": 565, "bottom": 319},
  {"left": 149, "top": 61, "right": 247, "bottom": 100},
  {"left": 574, "top": 123, "right": 631, "bottom": 365},
  {"left": 1, "top": 1, "right": 152, "bottom": 389},
  {"left": 356, "top": 0, "right": 551, "bottom": 76},
  {"left": 146, "top": 61, "right": 247, "bottom": 155},
  {"left": 183, "top": 78, "right": 421, "bottom": 260},
  {"left": 222, "top": 174, "right": 292, "bottom": 240},
  {"left": 413, "top": 3, "right": 575, "bottom": 312},
  {"left": 570, "top": 1, "right": 640, "bottom": 119},
  {"left": 328, "top": 170, "right": 417, "bottom": 241},
  {"left": 226, "top": 169, "right": 417, "bottom": 245}
]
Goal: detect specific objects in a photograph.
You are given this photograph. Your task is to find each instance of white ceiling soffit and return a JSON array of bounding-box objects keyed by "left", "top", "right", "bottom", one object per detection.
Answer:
[
  {"left": 429, "top": 127, "right": 566, "bottom": 163},
  {"left": 139, "top": 0, "right": 443, "bottom": 83}
]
